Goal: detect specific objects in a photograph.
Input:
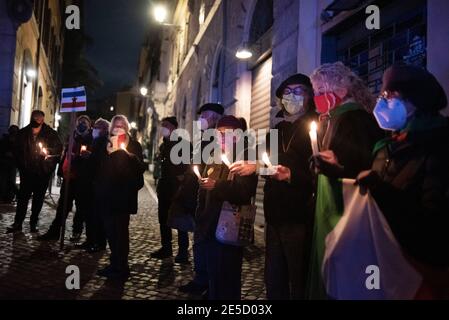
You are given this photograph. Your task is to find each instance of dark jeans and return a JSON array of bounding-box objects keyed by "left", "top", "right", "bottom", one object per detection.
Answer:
[
  {"left": 14, "top": 172, "right": 51, "bottom": 227},
  {"left": 103, "top": 213, "right": 130, "bottom": 272},
  {"left": 265, "top": 223, "right": 308, "bottom": 300},
  {"left": 192, "top": 232, "right": 209, "bottom": 286},
  {"left": 0, "top": 162, "right": 17, "bottom": 201},
  {"left": 158, "top": 193, "right": 189, "bottom": 253},
  {"left": 206, "top": 239, "right": 243, "bottom": 300},
  {"left": 49, "top": 179, "right": 88, "bottom": 234}
]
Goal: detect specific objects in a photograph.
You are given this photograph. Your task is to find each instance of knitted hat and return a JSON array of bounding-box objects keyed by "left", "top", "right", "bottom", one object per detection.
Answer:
[
  {"left": 382, "top": 64, "right": 447, "bottom": 114},
  {"left": 276, "top": 74, "right": 313, "bottom": 98},
  {"left": 216, "top": 115, "right": 244, "bottom": 130}
]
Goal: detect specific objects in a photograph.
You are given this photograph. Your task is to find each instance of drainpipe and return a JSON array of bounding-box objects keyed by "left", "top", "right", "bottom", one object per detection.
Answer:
[{"left": 219, "top": 0, "right": 227, "bottom": 104}]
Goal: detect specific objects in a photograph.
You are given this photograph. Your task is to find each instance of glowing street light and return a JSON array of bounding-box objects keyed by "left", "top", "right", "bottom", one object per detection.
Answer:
[
  {"left": 235, "top": 43, "right": 253, "bottom": 60},
  {"left": 130, "top": 121, "right": 137, "bottom": 129},
  {"left": 153, "top": 4, "right": 168, "bottom": 24},
  {"left": 140, "top": 86, "right": 148, "bottom": 97},
  {"left": 110, "top": 106, "right": 114, "bottom": 112},
  {"left": 26, "top": 69, "right": 37, "bottom": 78}
]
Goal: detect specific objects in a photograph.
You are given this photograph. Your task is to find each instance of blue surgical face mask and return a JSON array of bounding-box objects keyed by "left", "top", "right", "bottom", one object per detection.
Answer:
[{"left": 373, "top": 98, "right": 408, "bottom": 131}]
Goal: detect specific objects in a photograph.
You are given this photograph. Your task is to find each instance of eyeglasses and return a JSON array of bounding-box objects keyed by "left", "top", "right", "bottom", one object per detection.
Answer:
[
  {"left": 283, "top": 87, "right": 305, "bottom": 96},
  {"left": 377, "top": 91, "right": 400, "bottom": 102}
]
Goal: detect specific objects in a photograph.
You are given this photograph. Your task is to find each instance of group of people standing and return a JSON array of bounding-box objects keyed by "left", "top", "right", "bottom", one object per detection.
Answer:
[
  {"left": 2, "top": 61, "right": 448, "bottom": 299},
  {"left": 5, "top": 112, "right": 145, "bottom": 279},
  {"left": 153, "top": 62, "right": 449, "bottom": 300}
]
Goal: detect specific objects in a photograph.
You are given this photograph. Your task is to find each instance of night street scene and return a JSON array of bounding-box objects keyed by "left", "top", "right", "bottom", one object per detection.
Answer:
[{"left": 1, "top": 0, "right": 449, "bottom": 309}]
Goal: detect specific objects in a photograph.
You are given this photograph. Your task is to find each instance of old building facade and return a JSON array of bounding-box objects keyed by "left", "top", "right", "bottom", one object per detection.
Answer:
[
  {"left": 142, "top": 0, "right": 449, "bottom": 226},
  {"left": 0, "top": 0, "right": 67, "bottom": 133}
]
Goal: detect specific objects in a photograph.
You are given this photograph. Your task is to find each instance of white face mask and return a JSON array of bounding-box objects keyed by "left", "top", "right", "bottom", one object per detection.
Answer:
[
  {"left": 161, "top": 127, "right": 171, "bottom": 138},
  {"left": 92, "top": 129, "right": 102, "bottom": 139},
  {"left": 373, "top": 98, "right": 408, "bottom": 131},
  {"left": 111, "top": 128, "right": 126, "bottom": 136},
  {"left": 199, "top": 117, "right": 209, "bottom": 131},
  {"left": 282, "top": 93, "right": 305, "bottom": 115}
]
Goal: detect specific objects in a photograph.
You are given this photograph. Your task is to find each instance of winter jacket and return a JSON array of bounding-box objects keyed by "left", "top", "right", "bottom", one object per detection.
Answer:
[
  {"left": 264, "top": 110, "right": 318, "bottom": 225},
  {"left": 14, "top": 123, "right": 62, "bottom": 177},
  {"left": 369, "top": 115, "right": 449, "bottom": 268},
  {"left": 57, "top": 131, "right": 93, "bottom": 181},
  {"left": 319, "top": 102, "right": 384, "bottom": 178}
]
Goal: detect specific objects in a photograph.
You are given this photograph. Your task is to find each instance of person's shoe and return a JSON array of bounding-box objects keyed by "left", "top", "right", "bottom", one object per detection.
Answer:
[
  {"left": 178, "top": 281, "right": 208, "bottom": 295},
  {"left": 174, "top": 252, "right": 189, "bottom": 264},
  {"left": 37, "top": 230, "right": 60, "bottom": 241},
  {"left": 30, "top": 225, "right": 39, "bottom": 233},
  {"left": 150, "top": 247, "right": 172, "bottom": 259},
  {"left": 70, "top": 232, "right": 82, "bottom": 242},
  {"left": 6, "top": 225, "right": 22, "bottom": 234},
  {"left": 74, "top": 241, "right": 91, "bottom": 250}
]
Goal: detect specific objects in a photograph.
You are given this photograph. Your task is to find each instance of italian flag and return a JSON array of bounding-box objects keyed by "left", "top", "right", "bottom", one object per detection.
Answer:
[{"left": 307, "top": 175, "right": 422, "bottom": 300}]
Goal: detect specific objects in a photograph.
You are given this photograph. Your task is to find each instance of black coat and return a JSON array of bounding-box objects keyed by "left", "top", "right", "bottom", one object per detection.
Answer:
[
  {"left": 14, "top": 123, "right": 62, "bottom": 177},
  {"left": 195, "top": 162, "right": 258, "bottom": 242},
  {"left": 57, "top": 132, "right": 93, "bottom": 182},
  {"left": 370, "top": 117, "right": 449, "bottom": 268},
  {"left": 96, "top": 138, "right": 145, "bottom": 216},
  {"left": 264, "top": 110, "right": 318, "bottom": 225},
  {"left": 156, "top": 137, "right": 190, "bottom": 198},
  {"left": 320, "top": 102, "right": 384, "bottom": 178}
]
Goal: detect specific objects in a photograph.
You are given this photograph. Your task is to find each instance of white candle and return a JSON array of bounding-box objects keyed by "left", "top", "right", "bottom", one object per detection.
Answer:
[
  {"left": 262, "top": 152, "right": 273, "bottom": 168},
  {"left": 38, "top": 142, "right": 43, "bottom": 150},
  {"left": 309, "top": 121, "right": 319, "bottom": 156},
  {"left": 120, "top": 143, "right": 126, "bottom": 151},
  {"left": 81, "top": 145, "right": 87, "bottom": 152},
  {"left": 193, "top": 165, "right": 202, "bottom": 180},
  {"left": 221, "top": 154, "right": 231, "bottom": 168}
]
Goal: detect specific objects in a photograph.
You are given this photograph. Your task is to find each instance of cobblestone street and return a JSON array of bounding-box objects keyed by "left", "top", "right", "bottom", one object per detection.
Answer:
[{"left": 0, "top": 174, "right": 266, "bottom": 300}]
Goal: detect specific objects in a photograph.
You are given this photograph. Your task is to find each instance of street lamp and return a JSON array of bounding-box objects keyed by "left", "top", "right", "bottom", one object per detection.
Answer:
[
  {"left": 140, "top": 86, "right": 149, "bottom": 97},
  {"left": 26, "top": 68, "right": 37, "bottom": 78},
  {"left": 110, "top": 106, "right": 114, "bottom": 112},
  {"left": 235, "top": 42, "right": 253, "bottom": 60},
  {"left": 153, "top": 4, "right": 168, "bottom": 24},
  {"left": 130, "top": 121, "right": 137, "bottom": 129}
]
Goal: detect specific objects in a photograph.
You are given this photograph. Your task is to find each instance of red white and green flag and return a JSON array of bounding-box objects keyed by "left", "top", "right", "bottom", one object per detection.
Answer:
[{"left": 308, "top": 175, "right": 422, "bottom": 300}]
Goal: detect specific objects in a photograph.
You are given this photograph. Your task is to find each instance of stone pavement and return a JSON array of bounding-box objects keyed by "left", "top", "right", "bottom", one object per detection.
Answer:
[{"left": 0, "top": 174, "right": 266, "bottom": 300}]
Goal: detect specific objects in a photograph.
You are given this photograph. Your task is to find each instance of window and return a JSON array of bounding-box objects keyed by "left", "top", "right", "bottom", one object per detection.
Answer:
[{"left": 249, "top": 0, "right": 273, "bottom": 44}]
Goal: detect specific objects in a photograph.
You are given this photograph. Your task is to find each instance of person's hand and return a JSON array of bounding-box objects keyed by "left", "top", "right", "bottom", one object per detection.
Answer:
[
  {"left": 80, "top": 149, "right": 91, "bottom": 158},
  {"left": 355, "top": 170, "right": 380, "bottom": 194},
  {"left": 199, "top": 178, "right": 216, "bottom": 190},
  {"left": 313, "top": 150, "right": 344, "bottom": 177},
  {"left": 229, "top": 161, "right": 257, "bottom": 176},
  {"left": 272, "top": 165, "right": 291, "bottom": 182}
]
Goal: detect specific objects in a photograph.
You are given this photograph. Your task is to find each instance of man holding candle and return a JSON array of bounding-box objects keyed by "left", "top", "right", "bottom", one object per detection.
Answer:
[
  {"left": 7, "top": 110, "right": 62, "bottom": 234},
  {"left": 39, "top": 115, "right": 93, "bottom": 241},
  {"left": 196, "top": 115, "right": 258, "bottom": 300},
  {"left": 178, "top": 103, "right": 224, "bottom": 295}
]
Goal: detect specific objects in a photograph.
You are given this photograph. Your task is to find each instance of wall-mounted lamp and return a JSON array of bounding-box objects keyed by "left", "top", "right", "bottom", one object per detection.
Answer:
[
  {"left": 140, "top": 86, "right": 148, "bottom": 97},
  {"left": 26, "top": 69, "right": 37, "bottom": 78},
  {"left": 235, "top": 42, "right": 253, "bottom": 60}
]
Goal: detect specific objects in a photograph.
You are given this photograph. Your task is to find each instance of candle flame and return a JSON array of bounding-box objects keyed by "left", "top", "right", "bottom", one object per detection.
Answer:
[
  {"left": 262, "top": 152, "right": 272, "bottom": 167},
  {"left": 42, "top": 148, "right": 48, "bottom": 155},
  {"left": 38, "top": 142, "right": 43, "bottom": 149},
  {"left": 310, "top": 121, "right": 317, "bottom": 132},
  {"left": 221, "top": 154, "right": 231, "bottom": 167},
  {"left": 81, "top": 145, "right": 87, "bottom": 152},
  {"left": 120, "top": 143, "right": 126, "bottom": 150},
  {"left": 193, "top": 165, "right": 202, "bottom": 179}
]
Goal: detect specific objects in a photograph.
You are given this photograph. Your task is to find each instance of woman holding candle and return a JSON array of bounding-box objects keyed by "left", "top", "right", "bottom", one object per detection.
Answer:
[
  {"left": 196, "top": 115, "right": 258, "bottom": 300},
  {"left": 356, "top": 65, "right": 449, "bottom": 299},
  {"left": 230, "top": 74, "right": 318, "bottom": 300}
]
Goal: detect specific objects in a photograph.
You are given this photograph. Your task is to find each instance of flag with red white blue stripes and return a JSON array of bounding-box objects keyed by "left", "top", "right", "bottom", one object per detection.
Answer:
[{"left": 61, "top": 86, "right": 87, "bottom": 113}]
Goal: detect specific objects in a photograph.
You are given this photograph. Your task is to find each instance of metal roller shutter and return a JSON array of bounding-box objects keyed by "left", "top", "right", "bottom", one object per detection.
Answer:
[{"left": 250, "top": 57, "right": 272, "bottom": 228}]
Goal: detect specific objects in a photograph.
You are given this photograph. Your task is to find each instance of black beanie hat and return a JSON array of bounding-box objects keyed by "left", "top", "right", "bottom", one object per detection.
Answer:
[
  {"left": 382, "top": 64, "right": 447, "bottom": 114},
  {"left": 276, "top": 73, "right": 313, "bottom": 98},
  {"left": 161, "top": 116, "right": 178, "bottom": 128},
  {"left": 216, "top": 115, "right": 244, "bottom": 130},
  {"left": 197, "top": 103, "right": 225, "bottom": 115}
]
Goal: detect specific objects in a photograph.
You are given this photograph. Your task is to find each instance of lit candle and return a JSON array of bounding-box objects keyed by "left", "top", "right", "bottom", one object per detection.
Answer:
[
  {"left": 193, "top": 165, "right": 202, "bottom": 180},
  {"left": 221, "top": 154, "right": 231, "bottom": 168},
  {"left": 80, "top": 145, "right": 87, "bottom": 152},
  {"left": 262, "top": 152, "right": 273, "bottom": 168},
  {"left": 38, "top": 142, "right": 43, "bottom": 150},
  {"left": 120, "top": 143, "right": 126, "bottom": 151},
  {"left": 42, "top": 147, "right": 48, "bottom": 156},
  {"left": 309, "top": 121, "right": 319, "bottom": 156}
]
